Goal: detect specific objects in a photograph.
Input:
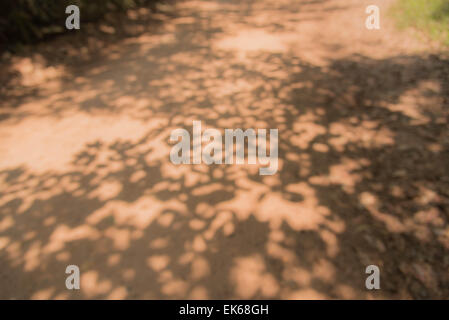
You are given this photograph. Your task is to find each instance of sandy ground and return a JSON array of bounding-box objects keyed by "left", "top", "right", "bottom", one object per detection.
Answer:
[{"left": 0, "top": 0, "right": 448, "bottom": 299}]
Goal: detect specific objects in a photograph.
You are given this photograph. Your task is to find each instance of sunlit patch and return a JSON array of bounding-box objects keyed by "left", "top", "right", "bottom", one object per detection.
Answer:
[
  {"left": 43, "top": 224, "right": 100, "bottom": 254},
  {"left": 189, "top": 286, "right": 209, "bottom": 299},
  {"left": 161, "top": 279, "right": 188, "bottom": 297},
  {"left": 383, "top": 80, "right": 443, "bottom": 125},
  {"left": 31, "top": 287, "right": 56, "bottom": 300},
  {"left": 329, "top": 121, "right": 395, "bottom": 152},
  {"left": 359, "top": 192, "right": 407, "bottom": 233},
  {"left": 88, "top": 180, "right": 122, "bottom": 201},
  {"left": 190, "top": 256, "right": 210, "bottom": 280},
  {"left": 284, "top": 289, "right": 327, "bottom": 300},
  {"left": 309, "top": 158, "right": 370, "bottom": 194},
  {"left": 105, "top": 227, "right": 131, "bottom": 250},
  {"left": 230, "top": 254, "right": 279, "bottom": 298},
  {"left": 106, "top": 286, "right": 128, "bottom": 299},
  {"left": 86, "top": 196, "right": 187, "bottom": 229},
  {"left": 256, "top": 188, "right": 330, "bottom": 231},
  {"left": 81, "top": 271, "right": 112, "bottom": 298},
  {"left": 147, "top": 255, "right": 170, "bottom": 271}
]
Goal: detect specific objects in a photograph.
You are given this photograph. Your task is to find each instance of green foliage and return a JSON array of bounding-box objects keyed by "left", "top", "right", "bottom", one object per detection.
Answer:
[
  {"left": 0, "top": 0, "right": 157, "bottom": 47},
  {"left": 391, "top": 0, "right": 449, "bottom": 46}
]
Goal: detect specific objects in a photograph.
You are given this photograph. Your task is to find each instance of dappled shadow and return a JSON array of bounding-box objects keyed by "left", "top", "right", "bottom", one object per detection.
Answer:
[{"left": 0, "top": 0, "right": 448, "bottom": 299}]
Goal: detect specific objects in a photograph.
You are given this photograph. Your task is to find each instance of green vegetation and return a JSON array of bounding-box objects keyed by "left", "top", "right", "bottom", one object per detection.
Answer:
[
  {"left": 0, "top": 0, "right": 159, "bottom": 49},
  {"left": 391, "top": 0, "right": 449, "bottom": 46}
]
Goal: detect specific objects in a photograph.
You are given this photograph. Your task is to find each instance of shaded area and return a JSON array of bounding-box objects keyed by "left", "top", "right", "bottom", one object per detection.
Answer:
[
  {"left": 0, "top": 0, "right": 448, "bottom": 299},
  {"left": 0, "top": 0, "right": 166, "bottom": 50}
]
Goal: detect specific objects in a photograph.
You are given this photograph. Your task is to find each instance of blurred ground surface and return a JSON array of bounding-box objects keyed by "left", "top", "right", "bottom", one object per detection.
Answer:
[{"left": 0, "top": 0, "right": 448, "bottom": 299}]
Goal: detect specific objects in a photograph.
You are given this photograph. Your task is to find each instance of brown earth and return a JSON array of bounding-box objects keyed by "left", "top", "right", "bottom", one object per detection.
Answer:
[{"left": 0, "top": 0, "right": 448, "bottom": 299}]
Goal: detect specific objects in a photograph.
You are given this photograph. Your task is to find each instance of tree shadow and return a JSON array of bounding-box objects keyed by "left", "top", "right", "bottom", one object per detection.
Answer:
[{"left": 0, "top": 0, "right": 448, "bottom": 299}]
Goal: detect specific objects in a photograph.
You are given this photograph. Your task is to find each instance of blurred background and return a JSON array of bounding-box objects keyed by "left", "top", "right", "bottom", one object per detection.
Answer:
[{"left": 0, "top": 0, "right": 448, "bottom": 300}]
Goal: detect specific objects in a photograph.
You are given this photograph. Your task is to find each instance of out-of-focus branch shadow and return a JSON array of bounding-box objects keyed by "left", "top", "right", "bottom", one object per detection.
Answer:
[{"left": 0, "top": 0, "right": 448, "bottom": 299}]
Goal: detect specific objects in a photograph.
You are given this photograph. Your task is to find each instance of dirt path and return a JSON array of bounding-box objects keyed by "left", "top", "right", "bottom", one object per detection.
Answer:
[{"left": 0, "top": 0, "right": 448, "bottom": 299}]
